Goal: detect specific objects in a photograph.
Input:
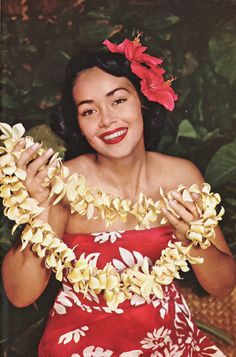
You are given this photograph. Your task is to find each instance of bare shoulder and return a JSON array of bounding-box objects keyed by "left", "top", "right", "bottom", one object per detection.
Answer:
[
  {"left": 164, "top": 154, "right": 204, "bottom": 186},
  {"left": 149, "top": 152, "right": 205, "bottom": 188},
  {"left": 64, "top": 153, "right": 96, "bottom": 176}
]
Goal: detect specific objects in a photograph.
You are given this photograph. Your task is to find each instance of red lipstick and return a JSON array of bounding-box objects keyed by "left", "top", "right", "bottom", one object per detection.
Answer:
[{"left": 99, "top": 127, "right": 128, "bottom": 145}]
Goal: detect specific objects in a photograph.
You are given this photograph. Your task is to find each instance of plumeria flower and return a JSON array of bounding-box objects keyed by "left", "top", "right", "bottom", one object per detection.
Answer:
[{"left": 0, "top": 122, "right": 25, "bottom": 141}]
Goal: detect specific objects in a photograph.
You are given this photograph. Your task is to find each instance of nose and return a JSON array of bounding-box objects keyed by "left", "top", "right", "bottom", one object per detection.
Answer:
[{"left": 98, "top": 106, "right": 116, "bottom": 128}]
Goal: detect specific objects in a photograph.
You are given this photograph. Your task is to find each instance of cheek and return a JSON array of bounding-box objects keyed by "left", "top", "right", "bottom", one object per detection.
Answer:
[
  {"left": 78, "top": 119, "right": 97, "bottom": 138},
  {"left": 134, "top": 112, "right": 144, "bottom": 136},
  {"left": 131, "top": 106, "right": 144, "bottom": 128},
  {"left": 123, "top": 99, "right": 141, "bottom": 117},
  {"left": 130, "top": 99, "right": 143, "bottom": 120},
  {"left": 77, "top": 118, "right": 86, "bottom": 136}
]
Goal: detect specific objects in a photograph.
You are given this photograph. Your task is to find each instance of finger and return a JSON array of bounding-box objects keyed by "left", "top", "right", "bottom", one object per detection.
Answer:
[
  {"left": 162, "top": 207, "right": 189, "bottom": 241},
  {"left": 16, "top": 142, "right": 41, "bottom": 168},
  {"left": 35, "top": 160, "right": 57, "bottom": 182},
  {"left": 169, "top": 200, "right": 193, "bottom": 223},
  {"left": 192, "top": 192, "right": 204, "bottom": 212},
  {"left": 13, "top": 138, "right": 26, "bottom": 152},
  {"left": 27, "top": 148, "right": 54, "bottom": 177},
  {"left": 171, "top": 191, "right": 199, "bottom": 219},
  {"left": 161, "top": 207, "right": 188, "bottom": 235}
]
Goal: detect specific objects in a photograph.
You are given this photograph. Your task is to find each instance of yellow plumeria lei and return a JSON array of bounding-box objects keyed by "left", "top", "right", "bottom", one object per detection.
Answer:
[{"left": 0, "top": 122, "right": 225, "bottom": 310}]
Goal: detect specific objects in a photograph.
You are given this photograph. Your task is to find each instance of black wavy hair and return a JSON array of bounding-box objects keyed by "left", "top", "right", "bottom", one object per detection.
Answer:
[{"left": 50, "top": 48, "right": 167, "bottom": 160}]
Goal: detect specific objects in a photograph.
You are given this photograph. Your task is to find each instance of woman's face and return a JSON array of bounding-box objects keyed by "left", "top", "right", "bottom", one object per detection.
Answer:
[{"left": 72, "top": 67, "right": 144, "bottom": 159}]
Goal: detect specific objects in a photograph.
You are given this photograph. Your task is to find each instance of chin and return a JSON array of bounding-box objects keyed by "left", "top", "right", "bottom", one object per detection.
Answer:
[
  {"left": 102, "top": 144, "right": 143, "bottom": 161},
  {"left": 89, "top": 135, "right": 144, "bottom": 160}
]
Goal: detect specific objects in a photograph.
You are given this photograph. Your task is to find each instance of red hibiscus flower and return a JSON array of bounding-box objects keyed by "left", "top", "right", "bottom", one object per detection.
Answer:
[
  {"left": 103, "top": 39, "right": 163, "bottom": 67},
  {"left": 103, "top": 37, "right": 178, "bottom": 111},
  {"left": 131, "top": 62, "right": 178, "bottom": 111}
]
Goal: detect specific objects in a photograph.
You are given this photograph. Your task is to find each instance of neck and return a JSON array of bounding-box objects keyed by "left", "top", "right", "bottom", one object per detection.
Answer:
[{"left": 95, "top": 144, "right": 149, "bottom": 199}]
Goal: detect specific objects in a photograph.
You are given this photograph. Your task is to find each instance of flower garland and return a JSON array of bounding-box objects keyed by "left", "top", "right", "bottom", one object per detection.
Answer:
[{"left": 0, "top": 122, "right": 224, "bottom": 310}]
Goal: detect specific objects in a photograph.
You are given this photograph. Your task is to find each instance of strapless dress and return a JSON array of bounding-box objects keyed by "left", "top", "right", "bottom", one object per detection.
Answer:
[{"left": 38, "top": 225, "right": 225, "bottom": 357}]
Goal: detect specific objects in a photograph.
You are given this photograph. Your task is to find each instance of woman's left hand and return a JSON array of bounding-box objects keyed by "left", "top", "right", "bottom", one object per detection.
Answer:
[{"left": 161, "top": 191, "right": 203, "bottom": 244}]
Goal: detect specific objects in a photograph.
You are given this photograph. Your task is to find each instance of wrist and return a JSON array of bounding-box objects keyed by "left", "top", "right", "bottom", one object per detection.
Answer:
[
  {"left": 38, "top": 196, "right": 55, "bottom": 209},
  {"left": 174, "top": 234, "right": 202, "bottom": 255}
]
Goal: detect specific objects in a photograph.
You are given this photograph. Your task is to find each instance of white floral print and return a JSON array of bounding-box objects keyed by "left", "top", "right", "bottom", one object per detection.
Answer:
[
  {"left": 183, "top": 330, "right": 225, "bottom": 357},
  {"left": 151, "top": 298, "right": 169, "bottom": 318},
  {"left": 80, "top": 252, "right": 100, "bottom": 268},
  {"left": 39, "top": 228, "right": 226, "bottom": 357},
  {"left": 91, "top": 231, "right": 124, "bottom": 244},
  {"left": 140, "top": 326, "right": 172, "bottom": 350},
  {"left": 53, "top": 283, "right": 124, "bottom": 316},
  {"left": 119, "top": 351, "right": 143, "bottom": 356},
  {"left": 130, "top": 294, "right": 146, "bottom": 306},
  {"left": 53, "top": 284, "right": 92, "bottom": 315},
  {"left": 113, "top": 247, "right": 152, "bottom": 271},
  {"left": 83, "top": 346, "right": 113, "bottom": 356},
  {"left": 150, "top": 346, "right": 184, "bottom": 357},
  {"left": 70, "top": 346, "right": 113, "bottom": 357},
  {"left": 58, "top": 326, "right": 89, "bottom": 344},
  {"left": 71, "top": 349, "right": 144, "bottom": 357}
]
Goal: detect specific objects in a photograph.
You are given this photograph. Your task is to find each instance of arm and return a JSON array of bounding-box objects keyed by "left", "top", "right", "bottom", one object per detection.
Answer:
[
  {"left": 162, "top": 159, "right": 236, "bottom": 297},
  {"left": 186, "top": 226, "right": 236, "bottom": 297},
  {"left": 1, "top": 141, "right": 69, "bottom": 307},
  {"left": 2, "top": 203, "right": 68, "bottom": 307}
]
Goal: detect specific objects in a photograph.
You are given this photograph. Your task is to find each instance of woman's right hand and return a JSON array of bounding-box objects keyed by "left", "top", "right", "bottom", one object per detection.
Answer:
[
  {"left": 3, "top": 140, "right": 68, "bottom": 307},
  {"left": 15, "top": 140, "right": 56, "bottom": 206}
]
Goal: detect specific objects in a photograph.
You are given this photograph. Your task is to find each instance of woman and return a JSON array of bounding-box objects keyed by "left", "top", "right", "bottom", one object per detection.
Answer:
[{"left": 2, "top": 37, "right": 235, "bottom": 356}]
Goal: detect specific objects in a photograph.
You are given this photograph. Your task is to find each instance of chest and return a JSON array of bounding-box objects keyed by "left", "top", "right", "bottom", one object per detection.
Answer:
[
  {"left": 64, "top": 158, "right": 176, "bottom": 234},
  {"left": 65, "top": 189, "right": 167, "bottom": 234}
]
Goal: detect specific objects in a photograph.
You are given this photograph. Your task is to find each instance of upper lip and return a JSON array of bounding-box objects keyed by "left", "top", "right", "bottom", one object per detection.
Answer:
[{"left": 99, "top": 127, "right": 128, "bottom": 138}]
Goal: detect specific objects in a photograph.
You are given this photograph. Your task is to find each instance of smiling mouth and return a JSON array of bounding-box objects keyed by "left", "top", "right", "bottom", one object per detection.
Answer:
[{"left": 100, "top": 128, "right": 128, "bottom": 144}]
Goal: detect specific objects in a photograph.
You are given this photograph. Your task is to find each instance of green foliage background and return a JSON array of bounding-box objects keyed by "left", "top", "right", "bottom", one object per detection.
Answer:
[{"left": 0, "top": 0, "right": 236, "bottom": 355}]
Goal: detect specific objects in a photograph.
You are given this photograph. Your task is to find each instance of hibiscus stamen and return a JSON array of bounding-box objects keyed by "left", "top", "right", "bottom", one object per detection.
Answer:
[
  {"left": 133, "top": 30, "right": 143, "bottom": 46},
  {"left": 164, "top": 75, "right": 177, "bottom": 87}
]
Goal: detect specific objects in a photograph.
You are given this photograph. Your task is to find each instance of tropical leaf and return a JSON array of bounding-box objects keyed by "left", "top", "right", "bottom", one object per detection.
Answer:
[
  {"left": 3, "top": 318, "right": 45, "bottom": 356},
  {"left": 143, "top": 11, "right": 180, "bottom": 31},
  {"left": 176, "top": 119, "right": 200, "bottom": 142},
  {"left": 205, "top": 139, "right": 236, "bottom": 186},
  {"left": 209, "top": 18, "right": 236, "bottom": 84}
]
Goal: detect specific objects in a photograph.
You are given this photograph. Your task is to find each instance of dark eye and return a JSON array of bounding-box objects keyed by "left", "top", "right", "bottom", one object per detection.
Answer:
[
  {"left": 113, "top": 98, "right": 127, "bottom": 106},
  {"left": 80, "top": 109, "right": 96, "bottom": 117}
]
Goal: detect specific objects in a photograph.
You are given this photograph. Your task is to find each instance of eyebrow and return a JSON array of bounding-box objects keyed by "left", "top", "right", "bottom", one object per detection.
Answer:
[{"left": 77, "top": 87, "right": 129, "bottom": 107}]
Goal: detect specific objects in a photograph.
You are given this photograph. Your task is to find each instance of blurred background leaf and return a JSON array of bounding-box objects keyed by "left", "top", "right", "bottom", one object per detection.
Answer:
[
  {"left": 209, "top": 18, "right": 236, "bottom": 84},
  {"left": 205, "top": 139, "right": 236, "bottom": 187}
]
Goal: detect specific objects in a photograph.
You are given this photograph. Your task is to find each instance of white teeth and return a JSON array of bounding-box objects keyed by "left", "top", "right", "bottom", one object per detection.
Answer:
[{"left": 104, "top": 129, "right": 127, "bottom": 141}]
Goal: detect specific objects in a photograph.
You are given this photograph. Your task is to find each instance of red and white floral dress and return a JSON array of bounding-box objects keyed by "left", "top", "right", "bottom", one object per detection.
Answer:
[{"left": 38, "top": 225, "right": 225, "bottom": 357}]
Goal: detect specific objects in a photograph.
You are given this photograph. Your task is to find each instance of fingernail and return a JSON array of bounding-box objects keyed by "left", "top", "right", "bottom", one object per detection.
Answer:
[
  {"left": 50, "top": 161, "right": 57, "bottom": 167},
  {"left": 171, "top": 191, "right": 178, "bottom": 198},
  {"left": 46, "top": 148, "right": 53, "bottom": 155},
  {"left": 32, "top": 142, "right": 40, "bottom": 149},
  {"left": 162, "top": 207, "right": 167, "bottom": 213},
  {"left": 170, "top": 200, "right": 177, "bottom": 206}
]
